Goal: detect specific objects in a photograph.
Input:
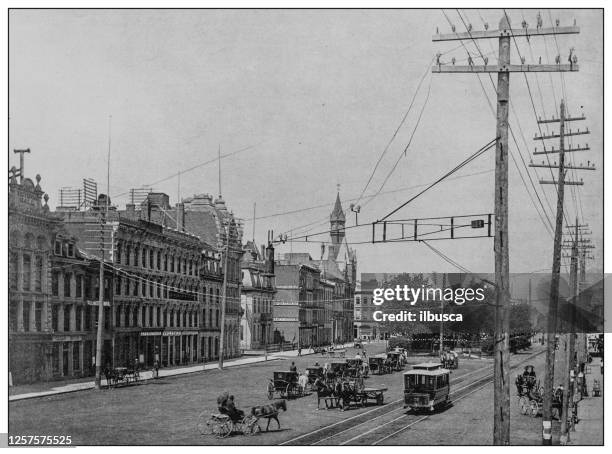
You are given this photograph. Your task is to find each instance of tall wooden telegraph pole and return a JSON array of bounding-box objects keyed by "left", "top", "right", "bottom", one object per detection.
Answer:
[
  {"left": 432, "top": 13, "right": 579, "bottom": 445},
  {"left": 531, "top": 100, "right": 591, "bottom": 444}
]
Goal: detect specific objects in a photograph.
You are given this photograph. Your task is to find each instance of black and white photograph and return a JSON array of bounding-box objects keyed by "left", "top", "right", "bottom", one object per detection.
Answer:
[{"left": 2, "top": 4, "right": 607, "bottom": 448}]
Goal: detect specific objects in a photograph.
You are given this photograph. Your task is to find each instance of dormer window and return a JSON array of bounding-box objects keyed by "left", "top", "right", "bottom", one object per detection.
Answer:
[{"left": 67, "top": 243, "right": 75, "bottom": 258}]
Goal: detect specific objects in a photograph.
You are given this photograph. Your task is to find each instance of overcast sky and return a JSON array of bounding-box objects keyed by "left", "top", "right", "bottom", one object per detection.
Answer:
[{"left": 9, "top": 9, "right": 603, "bottom": 275}]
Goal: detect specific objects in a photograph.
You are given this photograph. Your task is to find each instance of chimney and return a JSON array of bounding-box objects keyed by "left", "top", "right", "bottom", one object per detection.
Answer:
[
  {"left": 266, "top": 242, "right": 275, "bottom": 275},
  {"left": 177, "top": 203, "right": 185, "bottom": 231}
]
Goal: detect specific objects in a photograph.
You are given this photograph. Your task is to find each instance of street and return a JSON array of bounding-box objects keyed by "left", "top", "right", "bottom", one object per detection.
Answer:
[{"left": 10, "top": 343, "right": 600, "bottom": 446}]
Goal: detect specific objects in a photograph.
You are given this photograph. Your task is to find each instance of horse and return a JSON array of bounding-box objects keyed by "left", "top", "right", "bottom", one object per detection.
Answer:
[
  {"left": 314, "top": 377, "right": 339, "bottom": 409},
  {"left": 251, "top": 399, "right": 287, "bottom": 431}
]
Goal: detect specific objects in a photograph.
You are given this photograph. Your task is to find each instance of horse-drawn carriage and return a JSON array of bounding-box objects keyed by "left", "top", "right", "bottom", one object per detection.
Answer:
[
  {"left": 440, "top": 351, "right": 459, "bottom": 370},
  {"left": 387, "top": 351, "right": 405, "bottom": 372},
  {"left": 199, "top": 400, "right": 287, "bottom": 438},
  {"left": 328, "top": 361, "right": 349, "bottom": 379},
  {"left": 322, "top": 348, "right": 346, "bottom": 359},
  {"left": 104, "top": 366, "right": 140, "bottom": 388},
  {"left": 305, "top": 366, "right": 324, "bottom": 391},
  {"left": 267, "top": 371, "right": 303, "bottom": 400},
  {"left": 369, "top": 356, "right": 390, "bottom": 375},
  {"left": 345, "top": 358, "right": 369, "bottom": 378}
]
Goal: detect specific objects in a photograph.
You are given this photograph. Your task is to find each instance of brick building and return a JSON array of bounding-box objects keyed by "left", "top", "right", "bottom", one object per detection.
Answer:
[
  {"left": 273, "top": 258, "right": 322, "bottom": 347},
  {"left": 8, "top": 167, "right": 115, "bottom": 384},
  {"left": 57, "top": 193, "right": 224, "bottom": 369},
  {"left": 272, "top": 192, "right": 357, "bottom": 347},
  {"left": 239, "top": 241, "right": 275, "bottom": 350}
]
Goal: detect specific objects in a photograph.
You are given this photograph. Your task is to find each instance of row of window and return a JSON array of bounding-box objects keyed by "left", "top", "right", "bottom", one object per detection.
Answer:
[
  {"left": 9, "top": 252, "right": 44, "bottom": 292},
  {"left": 115, "top": 241, "right": 219, "bottom": 276},
  {"left": 253, "top": 297, "right": 272, "bottom": 314},
  {"left": 9, "top": 301, "right": 223, "bottom": 333}
]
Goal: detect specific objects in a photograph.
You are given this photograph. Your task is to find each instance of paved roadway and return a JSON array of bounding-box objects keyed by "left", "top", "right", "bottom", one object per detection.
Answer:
[{"left": 10, "top": 343, "right": 586, "bottom": 445}]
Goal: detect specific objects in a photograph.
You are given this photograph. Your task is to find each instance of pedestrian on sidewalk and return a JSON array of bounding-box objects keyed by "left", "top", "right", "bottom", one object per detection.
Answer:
[
  {"left": 153, "top": 359, "right": 159, "bottom": 379},
  {"left": 298, "top": 347, "right": 302, "bottom": 357}
]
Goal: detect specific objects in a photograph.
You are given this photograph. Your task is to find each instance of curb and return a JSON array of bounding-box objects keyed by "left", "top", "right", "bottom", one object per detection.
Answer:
[{"left": 9, "top": 356, "right": 282, "bottom": 402}]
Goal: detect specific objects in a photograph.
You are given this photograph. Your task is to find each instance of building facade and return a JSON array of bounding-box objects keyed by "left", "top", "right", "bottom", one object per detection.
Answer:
[
  {"left": 353, "top": 282, "right": 379, "bottom": 340},
  {"left": 273, "top": 259, "right": 322, "bottom": 347},
  {"left": 8, "top": 168, "right": 115, "bottom": 384},
  {"left": 57, "top": 194, "right": 225, "bottom": 369},
  {"left": 272, "top": 192, "right": 357, "bottom": 346},
  {"left": 240, "top": 241, "right": 276, "bottom": 350}
]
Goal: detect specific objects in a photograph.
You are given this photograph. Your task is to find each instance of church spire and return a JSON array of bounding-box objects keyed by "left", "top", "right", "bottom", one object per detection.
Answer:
[
  {"left": 329, "top": 190, "right": 345, "bottom": 262},
  {"left": 331, "top": 191, "right": 345, "bottom": 222}
]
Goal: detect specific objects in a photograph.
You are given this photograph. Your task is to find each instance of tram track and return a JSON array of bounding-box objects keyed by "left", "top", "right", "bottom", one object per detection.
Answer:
[{"left": 279, "top": 350, "right": 544, "bottom": 446}]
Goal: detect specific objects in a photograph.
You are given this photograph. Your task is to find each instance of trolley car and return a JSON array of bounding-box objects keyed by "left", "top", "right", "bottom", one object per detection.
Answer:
[{"left": 403, "top": 362, "right": 450, "bottom": 412}]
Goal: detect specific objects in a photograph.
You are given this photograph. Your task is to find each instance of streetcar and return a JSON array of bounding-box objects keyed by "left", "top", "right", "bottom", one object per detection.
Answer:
[{"left": 403, "top": 362, "right": 450, "bottom": 412}]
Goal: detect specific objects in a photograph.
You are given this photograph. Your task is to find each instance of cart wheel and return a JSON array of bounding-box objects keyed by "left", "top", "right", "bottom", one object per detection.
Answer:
[
  {"left": 197, "top": 412, "right": 213, "bottom": 435},
  {"left": 267, "top": 382, "right": 274, "bottom": 400},
  {"left": 217, "top": 421, "right": 233, "bottom": 438},
  {"left": 212, "top": 420, "right": 231, "bottom": 438},
  {"left": 529, "top": 401, "right": 540, "bottom": 418},
  {"left": 245, "top": 419, "right": 261, "bottom": 436},
  {"left": 377, "top": 394, "right": 384, "bottom": 405}
]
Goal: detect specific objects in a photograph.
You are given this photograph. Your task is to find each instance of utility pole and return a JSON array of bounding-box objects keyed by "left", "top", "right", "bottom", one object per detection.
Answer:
[
  {"left": 560, "top": 221, "right": 579, "bottom": 443},
  {"left": 532, "top": 100, "right": 591, "bottom": 444},
  {"left": 432, "top": 14, "right": 580, "bottom": 445},
  {"left": 94, "top": 209, "right": 106, "bottom": 389},
  {"left": 95, "top": 117, "right": 113, "bottom": 389},
  {"left": 440, "top": 273, "right": 445, "bottom": 358},
  {"left": 218, "top": 223, "right": 230, "bottom": 370}
]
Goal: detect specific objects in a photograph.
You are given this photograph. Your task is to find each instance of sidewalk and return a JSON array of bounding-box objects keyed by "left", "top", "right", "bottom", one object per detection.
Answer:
[
  {"left": 569, "top": 357, "right": 604, "bottom": 445},
  {"left": 8, "top": 342, "right": 361, "bottom": 402},
  {"left": 9, "top": 353, "right": 282, "bottom": 402}
]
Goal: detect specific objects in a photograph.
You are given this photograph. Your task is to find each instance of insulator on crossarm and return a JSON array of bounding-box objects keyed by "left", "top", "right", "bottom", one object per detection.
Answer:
[
  {"left": 484, "top": 22, "right": 489, "bottom": 30},
  {"left": 452, "top": 24, "right": 456, "bottom": 32},
  {"left": 521, "top": 56, "right": 526, "bottom": 65},
  {"left": 556, "top": 19, "right": 560, "bottom": 27}
]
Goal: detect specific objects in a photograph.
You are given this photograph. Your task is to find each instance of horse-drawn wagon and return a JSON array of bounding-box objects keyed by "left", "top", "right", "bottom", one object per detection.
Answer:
[
  {"left": 305, "top": 366, "right": 324, "bottom": 391},
  {"left": 267, "top": 371, "right": 302, "bottom": 400},
  {"left": 369, "top": 356, "right": 389, "bottom": 375}
]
